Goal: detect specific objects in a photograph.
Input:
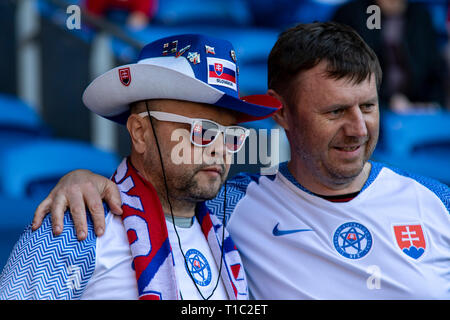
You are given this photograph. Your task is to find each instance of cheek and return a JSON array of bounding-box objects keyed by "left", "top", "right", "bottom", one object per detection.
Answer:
[
  {"left": 367, "top": 114, "right": 380, "bottom": 138},
  {"left": 224, "top": 163, "right": 231, "bottom": 176},
  {"left": 167, "top": 129, "right": 195, "bottom": 164},
  {"left": 290, "top": 118, "right": 335, "bottom": 152},
  {"left": 192, "top": 145, "right": 204, "bottom": 164},
  {"left": 366, "top": 119, "right": 380, "bottom": 151}
]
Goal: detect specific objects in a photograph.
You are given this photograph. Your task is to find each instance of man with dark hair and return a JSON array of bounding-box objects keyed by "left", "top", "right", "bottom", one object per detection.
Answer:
[
  {"left": 266, "top": 22, "right": 382, "bottom": 196},
  {"left": 268, "top": 22, "right": 382, "bottom": 108},
  {"left": 29, "top": 22, "right": 450, "bottom": 299}
]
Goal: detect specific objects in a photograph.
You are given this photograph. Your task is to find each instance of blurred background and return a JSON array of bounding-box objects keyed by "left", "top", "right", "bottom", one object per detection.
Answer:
[{"left": 0, "top": 0, "right": 448, "bottom": 269}]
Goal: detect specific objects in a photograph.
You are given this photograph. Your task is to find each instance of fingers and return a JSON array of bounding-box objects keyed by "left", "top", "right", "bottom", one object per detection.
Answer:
[
  {"left": 84, "top": 182, "right": 106, "bottom": 237},
  {"left": 50, "top": 193, "right": 69, "bottom": 236},
  {"left": 31, "top": 170, "right": 118, "bottom": 240},
  {"left": 102, "top": 180, "right": 122, "bottom": 216},
  {"left": 45, "top": 182, "right": 106, "bottom": 240},
  {"left": 66, "top": 186, "right": 88, "bottom": 241},
  {"left": 32, "top": 197, "right": 52, "bottom": 231}
]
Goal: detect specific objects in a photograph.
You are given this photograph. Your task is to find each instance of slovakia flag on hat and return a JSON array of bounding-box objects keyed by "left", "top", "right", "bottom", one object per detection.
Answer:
[{"left": 207, "top": 57, "right": 237, "bottom": 91}]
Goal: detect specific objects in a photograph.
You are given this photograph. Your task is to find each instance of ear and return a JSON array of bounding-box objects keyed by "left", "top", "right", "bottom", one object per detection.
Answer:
[
  {"left": 267, "top": 89, "right": 290, "bottom": 131},
  {"left": 126, "top": 114, "right": 148, "bottom": 154}
]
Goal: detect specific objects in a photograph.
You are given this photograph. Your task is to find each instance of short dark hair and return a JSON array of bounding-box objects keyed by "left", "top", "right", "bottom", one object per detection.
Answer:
[{"left": 268, "top": 22, "right": 382, "bottom": 106}]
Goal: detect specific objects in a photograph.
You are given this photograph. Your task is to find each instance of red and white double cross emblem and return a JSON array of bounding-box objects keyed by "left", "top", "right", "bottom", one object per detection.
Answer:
[
  {"left": 214, "top": 63, "right": 223, "bottom": 76},
  {"left": 393, "top": 224, "right": 426, "bottom": 259}
]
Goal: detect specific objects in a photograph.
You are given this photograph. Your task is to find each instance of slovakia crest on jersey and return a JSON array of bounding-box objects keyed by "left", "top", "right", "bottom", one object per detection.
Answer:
[
  {"left": 393, "top": 224, "right": 426, "bottom": 259},
  {"left": 333, "top": 222, "right": 372, "bottom": 259}
]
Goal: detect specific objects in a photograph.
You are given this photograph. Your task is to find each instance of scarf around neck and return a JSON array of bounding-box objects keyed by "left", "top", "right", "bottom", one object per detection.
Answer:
[{"left": 112, "top": 158, "right": 248, "bottom": 300}]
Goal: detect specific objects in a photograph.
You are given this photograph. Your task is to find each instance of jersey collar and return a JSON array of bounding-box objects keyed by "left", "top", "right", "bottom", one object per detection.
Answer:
[{"left": 277, "top": 160, "right": 384, "bottom": 200}]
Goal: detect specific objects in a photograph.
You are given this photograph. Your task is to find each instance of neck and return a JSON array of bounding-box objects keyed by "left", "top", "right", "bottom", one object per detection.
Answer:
[
  {"left": 287, "top": 160, "right": 371, "bottom": 196},
  {"left": 156, "top": 192, "right": 197, "bottom": 219},
  {"left": 130, "top": 154, "right": 197, "bottom": 218}
]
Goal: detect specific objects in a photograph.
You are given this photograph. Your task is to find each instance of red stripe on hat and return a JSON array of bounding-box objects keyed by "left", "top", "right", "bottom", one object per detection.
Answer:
[{"left": 209, "top": 71, "right": 236, "bottom": 83}]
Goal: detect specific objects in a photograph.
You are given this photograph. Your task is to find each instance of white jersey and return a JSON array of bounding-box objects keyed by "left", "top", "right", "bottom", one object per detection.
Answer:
[
  {"left": 81, "top": 214, "right": 227, "bottom": 300},
  {"left": 206, "top": 161, "right": 450, "bottom": 299}
]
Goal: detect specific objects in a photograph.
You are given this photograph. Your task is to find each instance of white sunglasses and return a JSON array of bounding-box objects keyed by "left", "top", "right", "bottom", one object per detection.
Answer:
[{"left": 138, "top": 111, "right": 250, "bottom": 153}]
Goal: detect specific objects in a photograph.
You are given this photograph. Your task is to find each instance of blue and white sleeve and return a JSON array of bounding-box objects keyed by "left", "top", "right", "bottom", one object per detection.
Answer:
[
  {"left": 385, "top": 164, "right": 450, "bottom": 214},
  {"left": 0, "top": 211, "right": 97, "bottom": 300}
]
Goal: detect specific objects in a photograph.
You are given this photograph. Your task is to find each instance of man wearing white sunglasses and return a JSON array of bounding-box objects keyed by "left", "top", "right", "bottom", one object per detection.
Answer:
[
  {"left": 140, "top": 111, "right": 250, "bottom": 154},
  {"left": 0, "top": 34, "right": 279, "bottom": 300}
]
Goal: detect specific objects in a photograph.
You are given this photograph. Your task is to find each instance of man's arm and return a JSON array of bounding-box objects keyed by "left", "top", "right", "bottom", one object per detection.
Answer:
[
  {"left": 0, "top": 211, "right": 97, "bottom": 299},
  {"left": 32, "top": 170, "right": 122, "bottom": 240},
  {"left": 34, "top": 170, "right": 261, "bottom": 240}
]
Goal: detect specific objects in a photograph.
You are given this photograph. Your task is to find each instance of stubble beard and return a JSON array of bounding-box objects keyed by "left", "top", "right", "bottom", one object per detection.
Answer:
[
  {"left": 165, "top": 163, "right": 227, "bottom": 203},
  {"left": 294, "top": 139, "right": 372, "bottom": 188}
]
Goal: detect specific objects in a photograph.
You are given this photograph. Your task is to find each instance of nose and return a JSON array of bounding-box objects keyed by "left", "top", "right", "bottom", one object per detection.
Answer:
[
  {"left": 205, "top": 132, "right": 227, "bottom": 163},
  {"left": 343, "top": 107, "right": 368, "bottom": 138}
]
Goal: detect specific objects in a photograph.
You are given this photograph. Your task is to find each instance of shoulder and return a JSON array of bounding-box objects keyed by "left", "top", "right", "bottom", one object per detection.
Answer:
[
  {"left": 375, "top": 161, "right": 450, "bottom": 213},
  {"left": 226, "top": 171, "right": 267, "bottom": 190},
  {"left": 206, "top": 171, "right": 275, "bottom": 224},
  {"left": 0, "top": 205, "right": 103, "bottom": 300}
]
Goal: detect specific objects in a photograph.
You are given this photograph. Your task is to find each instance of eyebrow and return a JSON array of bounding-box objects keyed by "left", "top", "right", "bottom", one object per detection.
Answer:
[
  {"left": 360, "top": 96, "right": 379, "bottom": 105},
  {"left": 322, "top": 96, "right": 378, "bottom": 112}
]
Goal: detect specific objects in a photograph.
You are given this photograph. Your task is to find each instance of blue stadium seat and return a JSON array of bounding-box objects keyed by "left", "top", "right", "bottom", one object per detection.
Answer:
[
  {"left": 238, "top": 63, "right": 268, "bottom": 95},
  {"left": 377, "top": 111, "right": 450, "bottom": 155},
  {"left": 0, "top": 139, "right": 120, "bottom": 199},
  {"left": 0, "top": 194, "right": 42, "bottom": 271},
  {"left": 292, "top": 0, "right": 348, "bottom": 24},
  {"left": 373, "top": 111, "right": 450, "bottom": 185},
  {"left": 154, "top": 0, "right": 252, "bottom": 27},
  {"left": 0, "top": 93, "right": 50, "bottom": 138}
]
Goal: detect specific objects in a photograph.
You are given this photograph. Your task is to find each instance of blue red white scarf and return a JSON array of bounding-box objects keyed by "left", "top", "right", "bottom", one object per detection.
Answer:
[{"left": 112, "top": 158, "right": 248, "bottom": 300}]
